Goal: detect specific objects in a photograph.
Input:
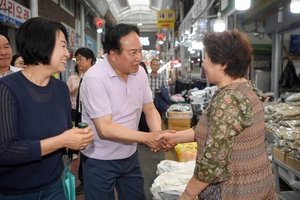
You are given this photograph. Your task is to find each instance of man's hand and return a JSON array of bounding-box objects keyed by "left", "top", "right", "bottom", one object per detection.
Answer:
[
  {"left": 144, "top": 130, "right": 177, "bottom": 152},
  {"left": 156, "top": 130, "right": 177, "bottom": 152}
]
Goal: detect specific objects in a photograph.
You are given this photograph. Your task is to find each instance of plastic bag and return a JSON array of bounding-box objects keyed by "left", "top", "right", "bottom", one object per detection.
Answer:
[
  {"left": 62, "top": 162, "right": 76, "bottom": 200},
  {"left": 156, "top": 160, "right": 195, "bottom": 175},
  {"left": 150, "top": 170, "right": 193, "bottom": 200},
  {"left": 279, "top": 60, "right": 300, "bottom": 90},
  {"left": 158, "top": 191, "right": 180, "bottom": 200}
]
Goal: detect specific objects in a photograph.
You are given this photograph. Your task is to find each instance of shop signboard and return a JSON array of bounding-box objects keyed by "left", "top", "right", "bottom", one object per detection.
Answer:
[
  {"left": 157, "top": 10, "right": 175, "bottom": 29},
  {"left": 139, "top": 32, "right": 156, "bottom": 50},
  {"left": 61, "top": 22, "right": 81, "bottom": 47},
  {"left": 0, "top": 0, "right": 31, "bottom": 27}
]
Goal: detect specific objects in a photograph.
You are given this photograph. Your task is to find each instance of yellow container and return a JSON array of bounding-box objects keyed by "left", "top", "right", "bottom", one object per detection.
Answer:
[{"left": 174, "top": 142, "right": 197, "bottom": 162}]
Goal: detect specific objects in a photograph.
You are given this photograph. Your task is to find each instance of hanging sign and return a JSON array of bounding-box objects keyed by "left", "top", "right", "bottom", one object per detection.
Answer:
[
  {"left": 0, "top": 0, "right": 31, "bottom": 27},
  {"left": 157, "top": 10, "right": 175, "bottom": 28},
  {"left": 61, "top": 22, "right": 80, "bottom": 47}
]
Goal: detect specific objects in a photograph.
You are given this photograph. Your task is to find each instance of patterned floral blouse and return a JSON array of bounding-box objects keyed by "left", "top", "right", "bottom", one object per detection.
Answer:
[{"left": 194, "top": 82, "right": 259, "bottom": 183}]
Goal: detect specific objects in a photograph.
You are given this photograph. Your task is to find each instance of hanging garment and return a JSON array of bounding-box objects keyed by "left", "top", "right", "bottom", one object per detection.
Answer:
[{"left": 279, "top": 60, "right": 300, "bottom": 90}]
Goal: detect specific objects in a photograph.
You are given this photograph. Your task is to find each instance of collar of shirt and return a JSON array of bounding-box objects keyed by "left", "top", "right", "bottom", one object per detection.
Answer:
[{"left": 0, "top": 65, "right": 22, "bottom": 78}]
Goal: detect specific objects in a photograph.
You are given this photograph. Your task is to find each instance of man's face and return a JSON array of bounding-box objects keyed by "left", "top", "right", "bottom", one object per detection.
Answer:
[
  {"left": 76, "top": 54, "right": 92, "bottom": 73},
  {"left": 150, "top": 59, "right": 160, "bottom": 73},
  {"left": 0, "top": 35, "right": 12, "bottom": 69},
  {"left": 112, "top": 31, "right": 143, "bottom": 75}
]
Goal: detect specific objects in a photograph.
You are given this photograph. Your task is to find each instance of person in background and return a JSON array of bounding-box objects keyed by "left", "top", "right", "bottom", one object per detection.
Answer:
[
  {"left": 148, "top": 58, "right": 168, "bottom": 99},
  {"left": 67, "top": 64, "right": 82, "bottom": 124},
  {"left": 140, "top": 61, "right": 148, "bottom": 74},
  {"left": 157, "top": 29, "right": 278, "bottom": 200},
  {"left": 0, "top": 32, "right": 22, "bottom": 78},
  {"left": 80, "top": 23, "right": 172, "bottom": 200},
  {"left": 11, "top": 53, "right": 26, "bottom": 68},
  {"left": 148, "top": 58, "right": 169, "bottom": 119},
  {"left": 0, "top": 17, "right": 94, "bottom": 199},
  {"left": 138, "top": 61, "right": 149, "bottom": 132},
  {"left": 74, "top": 47, "right": 96, "bottom": 196}
]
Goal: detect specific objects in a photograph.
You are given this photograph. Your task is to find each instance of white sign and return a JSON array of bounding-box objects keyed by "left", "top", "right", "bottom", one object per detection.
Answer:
[
  {"left": 61, "top": 22, "right": 80, "bottom": 47},
  {"left": 140, "top": 37, "right": 150, "bottom": 46},
  {"left": 0, "top": 0, "right": 31, "bottom": 26}
]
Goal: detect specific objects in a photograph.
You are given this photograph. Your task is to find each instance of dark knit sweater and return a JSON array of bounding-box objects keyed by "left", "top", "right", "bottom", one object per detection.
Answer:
[{"left": 0, "top": 71, "right": 72, "bottom": 195}]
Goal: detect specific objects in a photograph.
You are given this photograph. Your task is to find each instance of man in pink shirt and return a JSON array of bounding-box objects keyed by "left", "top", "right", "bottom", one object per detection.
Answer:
[{"left": 80, "top": 23, "right": 170, "bottom": 199}]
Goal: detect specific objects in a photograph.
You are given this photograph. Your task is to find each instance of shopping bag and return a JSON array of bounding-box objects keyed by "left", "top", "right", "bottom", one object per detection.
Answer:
[{"left": 62, "top": 162, "right": 76, "bottom": 200}]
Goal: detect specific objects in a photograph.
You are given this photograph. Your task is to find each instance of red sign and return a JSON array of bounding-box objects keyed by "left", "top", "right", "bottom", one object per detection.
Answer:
[{"left": 171, "top": 59, "right": 180, "bottom": 64}]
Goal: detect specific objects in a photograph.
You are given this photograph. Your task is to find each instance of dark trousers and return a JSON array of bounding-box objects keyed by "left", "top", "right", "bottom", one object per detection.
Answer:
[
  {"left": 74, "top": 111, "right": 83, "bottom": 184},
  {"left": 82, "top": 151, "right": 146, "bottom": 200}
]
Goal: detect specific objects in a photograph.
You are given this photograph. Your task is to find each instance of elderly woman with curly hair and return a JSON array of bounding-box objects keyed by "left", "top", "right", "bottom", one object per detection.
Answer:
[{"left": 158, "top": 29, "right": 279, "bottom": 200}]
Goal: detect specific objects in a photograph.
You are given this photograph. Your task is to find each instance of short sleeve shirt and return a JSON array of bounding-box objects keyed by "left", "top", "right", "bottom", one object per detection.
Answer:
[
  {"left": 80, "top": 55, "right": 153, "bottom": 160},
  {"left": 194, "top": 84, "right": 254, "bottom": 183}
]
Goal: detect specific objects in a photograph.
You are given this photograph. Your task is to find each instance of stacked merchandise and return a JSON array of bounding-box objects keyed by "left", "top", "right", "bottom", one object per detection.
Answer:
[
  {"left": 170, "top": 94, "right": 187, "bottom": 104},
  {"left": 189, "top": 86, "right": 218, "bottom": 126},
  {"left": 166, "top": 104, "right": 193, "bottom": 131},
  {"left": 265, "top": 93, "right": 300, "bottom": 172}
]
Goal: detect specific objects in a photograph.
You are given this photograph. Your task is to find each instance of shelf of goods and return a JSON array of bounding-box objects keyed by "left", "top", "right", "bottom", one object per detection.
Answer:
[
  {"left": 167, "top": 103, "right": 196, "bottom": 162},
  {"left": 272, "top": 158, "right": 300, "bottom": 200},
  {"left": 264, "top": 98, "right": 300, "bottom": 198},
  {"left": 268, "top": 130, "right": 300, "bottom": 199}
]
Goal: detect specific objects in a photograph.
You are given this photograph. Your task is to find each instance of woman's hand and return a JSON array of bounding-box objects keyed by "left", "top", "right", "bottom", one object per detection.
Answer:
[{"left": 63, "top": 126, "right": 94, "bottom": 150}]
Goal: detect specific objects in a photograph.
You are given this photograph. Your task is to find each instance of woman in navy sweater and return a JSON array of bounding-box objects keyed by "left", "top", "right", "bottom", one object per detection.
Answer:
[{"left": 0, "top": 17, "right": 94, "bottom": 199}]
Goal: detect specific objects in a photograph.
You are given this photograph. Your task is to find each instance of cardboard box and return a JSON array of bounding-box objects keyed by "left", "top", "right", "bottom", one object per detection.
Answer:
[
  {"left": 273, "top": 147, "right": 286, "bottom": 163},
  {"left": 174, "top": 142, "right": 197, "bottom": 162},
  {"left": 286, "top": 156, "right": 300, "bottom": 171},
  {"left": 168, "top": 118, "right": 191, "bottom": 131},
  {"left": 167, "top": 104, "right": 193, "bottom": 119}
]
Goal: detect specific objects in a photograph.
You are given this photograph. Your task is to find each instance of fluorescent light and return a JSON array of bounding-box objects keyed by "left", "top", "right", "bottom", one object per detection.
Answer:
[
  {"left": 291, "top": 0, "right": 300, "bottom": 13},
  {"left": 235, "top": 0, "right": 250, "bottom": 11},
  {"left": 137, "top": 22, "right": 143, "bottom": 26}
]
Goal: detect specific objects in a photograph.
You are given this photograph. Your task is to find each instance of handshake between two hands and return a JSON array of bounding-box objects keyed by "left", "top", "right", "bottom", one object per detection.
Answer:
[{"left": 146, "top": 130, "right": 177, "bottom": 152}]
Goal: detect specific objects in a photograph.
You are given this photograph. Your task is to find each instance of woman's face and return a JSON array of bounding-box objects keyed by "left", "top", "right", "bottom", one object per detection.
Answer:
[
  {"left": 202, "top": 52, "right": 224, "bottom": 85},
  {"left": 14, "top": 56, "right": 25, "bottom": 68},
  {"left": 50, "top": 30, "right": 70, "bottom": 73}
]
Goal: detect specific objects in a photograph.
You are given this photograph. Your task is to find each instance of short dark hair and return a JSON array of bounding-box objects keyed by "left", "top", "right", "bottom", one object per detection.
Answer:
[
  {"left": 75, "top": 47, "right": 96, "bottom": 66},
  {"left": 0, "top": 32, "right": 10, "bottom": 44},
  {"left": 150, "top": 58, "right": 159, "bottom": 65},
  {"left": 11, "top": 54, "right": 22, "bottom": 66},
  {"left": 105, "top": 23, "right": 140, "bottom": 55},
  {"left": 75, "top": 65, "right": 79, "bottom": 74},
  {"left": 16, "top": 17, "right": 68, "bottom": 66},
  {"left": 202, "top": 29, "right": 253, "bottom": 79},
  {"left": 139, "top": 61, "right": 148, "bottom": 74}
]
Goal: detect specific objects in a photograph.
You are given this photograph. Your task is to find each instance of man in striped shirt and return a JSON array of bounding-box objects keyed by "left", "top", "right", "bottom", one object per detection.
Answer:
[
  {"left": 148, "top": 58, "right": 169, "bottom": 119},
  {"left": 148, "top": 58, "right": 168, "bottom": 99}
]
